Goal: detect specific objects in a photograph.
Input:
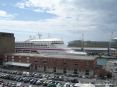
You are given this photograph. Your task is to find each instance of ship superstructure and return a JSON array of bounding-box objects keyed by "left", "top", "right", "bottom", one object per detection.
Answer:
[{"left": 15, "top": 38, "right": 87, "bottom": 55}]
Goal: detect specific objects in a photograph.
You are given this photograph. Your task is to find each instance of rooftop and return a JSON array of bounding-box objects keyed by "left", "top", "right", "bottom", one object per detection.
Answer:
[
  {"left": 27, "top": 38, "right": 62, "bottom": 42},
  {"left": 0, "top": 32, "right": 14, "bottom": 37},
  {"left": 99, "top": 56, "right": 117, "bottom": 59},
  {"left": 108, "top": 60, "right": 117, "bottom": 63},
  {"left": 6, "top": 53, "right": 96, "bottom": 60},
  {"left": 71, "top": 47, "right": 116, "bottom": 51}
]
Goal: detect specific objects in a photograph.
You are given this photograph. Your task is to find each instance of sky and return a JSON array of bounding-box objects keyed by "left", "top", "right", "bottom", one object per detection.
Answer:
[{"left": 0, "top": 0, "right": 117, "bottom": 43}]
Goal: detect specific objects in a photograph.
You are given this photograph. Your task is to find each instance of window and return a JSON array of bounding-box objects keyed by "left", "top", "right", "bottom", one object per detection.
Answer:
[
  {"left": 86, "top": 61, "right": 89, "bottom": 66},
  {"left": 35, "top": 65, "right": 37, "bottom": 70},
  {"left": 44, "top": 66, "right": 47, "bottom": 72},
  {"left": 5, "top": 55, "right": 7, "bottom": 58},
  {"left": 19, "top": 60, "right": 21, "bottom": 62},
  {"left": 53, "top": 67, "right": 56, "bottom": 73},
  {"left": 64, "top": 63, "right": 66, "bottom": 64},
  {"left": 5, "top": 58, "right": 8, "bottom": 62},
  {"left": 73, "top": 69, "right": 78, "bottom": 74},
  {"left": 27, "top": 57, "right": 29, "bottom": 63},
  {"left": 34, "top": 61, "right": 38, "bottom": 62},
  {"left": 43, "top": 60, "right": 47, "bottom": 64},
  {"left": 12, "top": 58, "right": 14, "bottom": 62},
  {"left": 85, "top": 70, "right": 89, "bottom": 75},
  {"left": 12, "top": 56, "right": 14, "bottom": 58},
  {"left": 27, "top": 60, "right": 29, "bottom": 63},
  {"left": 63, "top": 68, "right": 67, "bottom": 74}
]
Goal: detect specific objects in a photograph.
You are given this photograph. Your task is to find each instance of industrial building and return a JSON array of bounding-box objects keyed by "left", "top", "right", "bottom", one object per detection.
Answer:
[
  {"left": 0, "top": 32, "right": 15, "bottom": 64},
  {"left": 3, "top": 53, "right": 96, "bottom": 78},
  {"left": 68, "top": 40, "right": 117, "bottom": 56},
  {"left": 0, "top": 32, "right": 15, "bottom": 54},
  {"left": 68, "top": 40, "right": 117, "bottom": 48}
]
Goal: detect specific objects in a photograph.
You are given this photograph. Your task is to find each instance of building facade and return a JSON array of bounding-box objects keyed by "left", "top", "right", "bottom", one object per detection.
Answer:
[
  {"left": 0, "top": 32, "right": 15, "bottom": 64},
  {"left": 0, "top": 32, "right": 15, "bottom": 54},
  {"left": 3, "top": 53, "right": 96, "bottom": 78},
  {"left": 68, "top": 40, "right": 117, "bottom": 56},
  {"left": 68, "top": 40, "right": 117, "bottom": 48}
]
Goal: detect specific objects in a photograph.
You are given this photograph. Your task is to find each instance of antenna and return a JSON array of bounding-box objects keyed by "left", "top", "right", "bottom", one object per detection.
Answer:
[{"left": 38, "top": 32, "right": 42, "bottom": 39}]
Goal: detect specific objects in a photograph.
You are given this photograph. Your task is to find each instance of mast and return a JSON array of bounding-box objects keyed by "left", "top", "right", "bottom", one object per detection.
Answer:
[
  {"left": 108, "top": 32, "right": 113, "bottom": 56},
  {"left": 38, "top": 32, "right": 42, "bottom": 39},
  {"left": 81, "top": 33, "right": 84, "bottom": 51}
]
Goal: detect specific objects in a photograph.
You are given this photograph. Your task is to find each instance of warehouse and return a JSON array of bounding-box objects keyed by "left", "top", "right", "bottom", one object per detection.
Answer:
[{"left": 3, "top": 53, "right": 96, "bottom": 78}]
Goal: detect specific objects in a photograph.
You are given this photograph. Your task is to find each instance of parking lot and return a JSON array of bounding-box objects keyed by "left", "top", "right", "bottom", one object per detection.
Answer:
[{"left": 0, "top": 68, "right": 116, "bottom": 87}]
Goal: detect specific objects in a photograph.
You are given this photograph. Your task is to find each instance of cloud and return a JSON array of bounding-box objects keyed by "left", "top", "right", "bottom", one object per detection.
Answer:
[
  {"left": 16, "top": 0, "right": 100, "bottom": 32},
  {"left": 0, "top": 10, "right": 14, "bottom": 19},
  {"left": 0, "top": 0, "right": 117, "bottom": 41},
  {"left": 0, "top": 10, "right": 7, "bottom": 17},
  {"left": 16, "top": 0, "right": 62, "bottom": 14}
]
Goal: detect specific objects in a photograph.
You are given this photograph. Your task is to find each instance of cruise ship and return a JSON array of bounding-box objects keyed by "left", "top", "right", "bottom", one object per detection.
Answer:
[{"left": 15, "top": 38, "right": 87, "bottom": 55}]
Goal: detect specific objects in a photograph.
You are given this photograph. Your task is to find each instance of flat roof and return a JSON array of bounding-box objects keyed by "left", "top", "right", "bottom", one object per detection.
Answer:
[
  {"left": 4, "top": 61, "right": 31, "bottom": 67},
  {"left": 108, "top": 60, "right": 117, "bottom": 63},
  {"left": 30, "top": 38, "right": 62, "bottom": 42},
  {"left": 99, "top": 56, "right": 117, "bottom": 59},
  {"left": 71, "top": 47, "right": 116, "bottom": 51},
  {"left": 6, "top": 53, "right": 96, "bottom": 60}
]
